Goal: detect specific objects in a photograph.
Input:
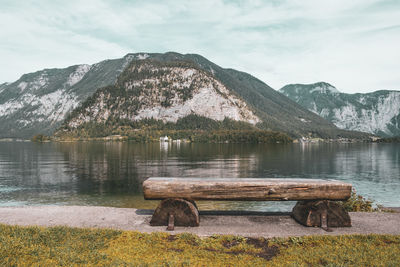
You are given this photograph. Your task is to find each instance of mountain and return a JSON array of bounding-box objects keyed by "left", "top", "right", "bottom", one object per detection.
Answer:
[
  {"left": 0, "top": 53, "right": 368, "bottom": 139},
  {"left": 279, "top": 82, "right": 400, "bottom": 137},
  {"left": 0, "top": 55, "right": 137, "bottom": 138},
  {"left": 65, "top": 58, "right": 260, "bottom": 127},
  {"left": 58, "top": 53, "right": 368, "bottom": 139}
]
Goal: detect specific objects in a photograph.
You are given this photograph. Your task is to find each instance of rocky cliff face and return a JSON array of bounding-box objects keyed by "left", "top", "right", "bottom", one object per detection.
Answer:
[
  {"left": 280, "top": 82, "right": 400, "bottom": 137},
  {"left": 65, "top": 59, "right": 259, "bottom": 129}
]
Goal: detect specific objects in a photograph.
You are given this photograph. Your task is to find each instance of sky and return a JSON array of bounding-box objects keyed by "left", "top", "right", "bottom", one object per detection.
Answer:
[{"left": 1, "top": 0, "right": 399, "bottom": 93}]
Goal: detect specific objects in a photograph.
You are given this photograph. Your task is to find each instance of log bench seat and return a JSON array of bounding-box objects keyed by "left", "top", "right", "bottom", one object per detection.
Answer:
[{"left": 143, "top": 177, "right": 352, "bottom": 230}]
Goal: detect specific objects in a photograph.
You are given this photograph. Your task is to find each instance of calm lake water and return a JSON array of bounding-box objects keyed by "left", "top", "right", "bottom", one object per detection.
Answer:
[{"left": 0, "top": 141, "right": 399, "bottom": 211}]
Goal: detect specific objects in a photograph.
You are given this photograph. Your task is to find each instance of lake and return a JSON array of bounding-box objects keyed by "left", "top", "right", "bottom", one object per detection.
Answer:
[{"left": 0, "top": 141, "right": 399, "bottom": 211}]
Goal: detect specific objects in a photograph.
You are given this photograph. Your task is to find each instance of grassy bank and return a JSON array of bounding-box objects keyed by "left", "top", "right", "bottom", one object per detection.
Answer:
[{"left": 1, "top": 224, "right": 399, "bottom": 266}]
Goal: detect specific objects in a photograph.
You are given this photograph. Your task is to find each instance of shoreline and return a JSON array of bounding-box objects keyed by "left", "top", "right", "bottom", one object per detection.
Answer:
[
  {"left": 0, "top": 205, "right": 399, "bottom": 238},
  {"left": 1, "top": 138, "right": 389, "bottom": 144}
]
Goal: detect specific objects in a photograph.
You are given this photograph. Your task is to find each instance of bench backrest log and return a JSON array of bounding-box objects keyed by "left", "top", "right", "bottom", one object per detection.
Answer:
[{"left": 143, "top": 177, "right": 352, "bottom": 201}]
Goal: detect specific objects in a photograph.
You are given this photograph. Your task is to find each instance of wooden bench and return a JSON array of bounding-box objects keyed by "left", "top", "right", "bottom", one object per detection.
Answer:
[{"left": 143, "top": 177, "right": 352, "bottom": 230}]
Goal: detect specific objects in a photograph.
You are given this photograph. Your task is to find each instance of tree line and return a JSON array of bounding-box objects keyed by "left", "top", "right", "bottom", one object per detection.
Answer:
[{"left": 55, "top": 115, "right": 292, "bottom": 143}]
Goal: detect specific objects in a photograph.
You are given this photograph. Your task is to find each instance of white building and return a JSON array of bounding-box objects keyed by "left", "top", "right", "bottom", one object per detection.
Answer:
[{"left": 160, "top": 136, "right": 169, "bottom": 142}]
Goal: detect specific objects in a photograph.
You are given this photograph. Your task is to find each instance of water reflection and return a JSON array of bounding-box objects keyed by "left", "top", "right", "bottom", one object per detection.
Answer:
[{"left": 0, "top": 141, "right": 399, "bottom": 210}]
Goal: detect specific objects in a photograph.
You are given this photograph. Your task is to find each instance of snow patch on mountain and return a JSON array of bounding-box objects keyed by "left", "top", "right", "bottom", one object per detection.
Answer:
[
  {"left": 0, "top": 94, "right": 34, "bottom": 116},
  {"left": 357, "top": 96, "right": 367, "bottom": 105},
  {"left": 209, "top": 67, "right": 215, "bottom": 75},
  {"left": 0, "top": 89, "right": 79, "bottom": 124},
  {"left": 14, "top": 73, "right": 50, "bottom": 94},
  {"left": 66, "top": 64, "right": 91, "bottom": 86},
  {"left": 320, "top": 108, "right": 330, "bottom": 117},
  {"left": 32, "top": 90, "right": 79, "bottom": 122},
  {"left": 311, "top": 102, "right": 318, "bottom": 113},
  {"left": 137, "top": 53, "right": 149, "bottom": 60},
  {"left": 30, "top": 73, "right": 49, "bottom": 92},
  {"left": 310, "top": 85, "right": 339, "bottom": 94},
  {"left": 182, "top": 69, "right": 196, "bottom": 79},
  {"left": 18, "top": 82, "right": 28, "bottom": 91},
  {"left": 298, "top": 118, "right": 310, "bottom": 123}
]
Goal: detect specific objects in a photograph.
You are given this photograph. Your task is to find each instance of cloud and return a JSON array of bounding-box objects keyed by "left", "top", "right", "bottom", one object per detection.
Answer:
[{"left": 0, "top": 0, "right": 399, "bottom": 93}]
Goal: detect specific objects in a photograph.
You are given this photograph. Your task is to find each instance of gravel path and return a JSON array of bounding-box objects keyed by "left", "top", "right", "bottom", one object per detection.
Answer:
[{"left": 0, "top": 206, "right": 399, "bottom": 238}]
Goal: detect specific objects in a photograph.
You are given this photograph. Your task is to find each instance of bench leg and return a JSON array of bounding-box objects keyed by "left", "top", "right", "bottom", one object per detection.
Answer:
[
  {"left": 292, "top": 200, "right": 351, "bottom": 228},
  {"left": 150, "top": 198, "right": 200, "bottom": 227},
  {"left": 167, "top": 214, "right": 175, "bottom": 231}
]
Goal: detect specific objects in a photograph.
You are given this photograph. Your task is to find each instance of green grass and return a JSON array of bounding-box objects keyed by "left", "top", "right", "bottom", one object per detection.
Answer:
[{"left": 0, "top": 224, "right": 399, "bottom": 266}]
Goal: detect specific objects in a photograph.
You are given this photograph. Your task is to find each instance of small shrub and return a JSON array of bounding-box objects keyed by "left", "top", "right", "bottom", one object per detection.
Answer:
[
  {"left": 31, "top": 134, "right": 51, "bottom": 142},
  {"left": 339, "top": 189, "right": 381, "bottom": 212}
]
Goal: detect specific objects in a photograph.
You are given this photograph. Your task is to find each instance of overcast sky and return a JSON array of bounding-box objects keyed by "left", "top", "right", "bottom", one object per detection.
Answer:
[{"left": 1, "top": 0, "right": 399, "bottom": 93}]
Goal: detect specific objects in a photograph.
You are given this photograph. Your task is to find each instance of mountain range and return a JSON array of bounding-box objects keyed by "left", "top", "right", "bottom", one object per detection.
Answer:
[
  {"left": 0, "top": 55, "right": 134, "bottom": 138},
  {"left": 0, "top": 52, "right": 373, "bottom": 139},
  {"left": 280, "top": 82, "right": 400, "bottom": 137}
]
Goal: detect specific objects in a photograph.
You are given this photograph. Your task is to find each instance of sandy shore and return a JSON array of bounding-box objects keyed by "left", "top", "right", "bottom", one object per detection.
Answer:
[{"left": 0, "top": 206, "right": 399, "bottom": 238}]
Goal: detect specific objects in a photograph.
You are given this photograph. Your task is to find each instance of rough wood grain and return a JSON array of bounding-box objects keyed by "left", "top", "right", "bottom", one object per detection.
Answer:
[
  {"left": 150, "top": 198, "right": 199, "bottom": 227},
  {"left": 143, "top": 177, "right": 352, "bottom": 201},
  {"left": 292, "top": 200, "right": 351, "bottom": 227}
]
